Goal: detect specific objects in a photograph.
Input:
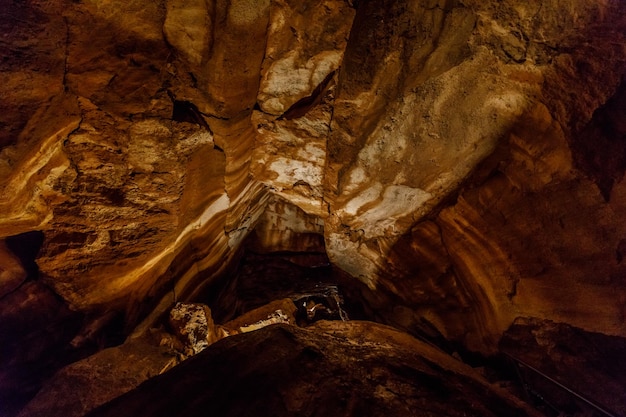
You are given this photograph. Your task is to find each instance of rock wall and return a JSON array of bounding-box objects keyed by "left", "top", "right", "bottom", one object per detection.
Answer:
[
  {"left": 319, "top": 0, "right": 626, "bottom": 352},
  {"left": 1, "top": 0, "right": 626, "bottom": 414}
]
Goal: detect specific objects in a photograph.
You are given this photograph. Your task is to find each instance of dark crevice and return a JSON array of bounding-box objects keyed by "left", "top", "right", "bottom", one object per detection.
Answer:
[
  {"left": 5, "top": 231, "right": 45, "bottom": 281},
  {"left": 278, "top": 70, "right": 336, "bottom": 120},
  {"left": 571, "top": 76, "right": 626, "bottom": 201},
  {"left": 202, "top": 250, "right": 338, "bottom": 324},
  {"left": 62, "top": 16, "right": 70, "bottom": 92},
  {"left": 167, "top": 91, "right": 212, "bottom": 132}
]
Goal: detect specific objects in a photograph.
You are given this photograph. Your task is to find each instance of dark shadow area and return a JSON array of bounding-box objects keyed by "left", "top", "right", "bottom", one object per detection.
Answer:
[
  {"left": 0, "top": 232, "right": 125, "bottom": 417},
  {"left": 86, "top": 323, "right": 534, "bottom": 417},
  {"left": 203, "top": 249, "right": 350, "bottom": 324},
  {"left": 570, "top": 77, "right": 626, "bottom": 201},
  {"left": 0, "top": 281, "right": 84, "bottom": 417},
  {"left": 500, "top": 318, "right": 626, "bottom": 417},
  {"left": 168, "top": 91, "right": 212, "bottom": 131},
  {"left": 6, "top": 230, "right": 45, "bottom": 280},
  {"left": 195, "top": 220, "right": 372, "bottom": 326}
]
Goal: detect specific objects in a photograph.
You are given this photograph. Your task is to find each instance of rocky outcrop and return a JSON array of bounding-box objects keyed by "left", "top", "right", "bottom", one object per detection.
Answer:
[
  {"left": 87, "top": 321, "right": 541, "bottom": 417},
  {"left": 322, "top": 0, "right": 626, "bottom": 352},
  {"left": 15, "top": 299, "right": 299, "bottom": 417},
  {"left": 15, "top": 341, "right": 175, "bottom": 417}
]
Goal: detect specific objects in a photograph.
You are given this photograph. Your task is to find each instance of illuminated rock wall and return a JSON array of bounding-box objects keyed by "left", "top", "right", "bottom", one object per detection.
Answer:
[{"left": 1, "top": 0, "right": 625, "bottom": 364}]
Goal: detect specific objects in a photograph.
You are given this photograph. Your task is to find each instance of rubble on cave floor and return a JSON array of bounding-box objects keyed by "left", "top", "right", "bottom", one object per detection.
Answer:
[
  {"left": 161, "top": 282, "right": 351, "bottom": 364},
  {"left": 14, "top": 291, "right": 623, "bottom": 417}
]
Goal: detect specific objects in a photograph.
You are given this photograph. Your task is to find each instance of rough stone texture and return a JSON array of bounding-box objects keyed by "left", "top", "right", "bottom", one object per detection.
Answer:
[
  {"left": 0, "top": 281, "right": 83, "bottom": 417},
  {"left": 0, "top": 0, "right": 66, "bottom": 149},
  {"left": 321, "top": 0, "right": 626, "bottom": 352},
  {"left": 15, "top": 341, "right": 176, "bottom": 417},
  {"left": 87, "top": 322, "right": 542, "bottom": 417},
  {"left": 223, "top": 298, "right": 298, "bottom": 331},
  {"left": 257, "top": 0, "right": 354, "bottom": 115},
  {"left": 1, "top": 0, "right": 626, "bottom": 415},
  {"left": 17, "top": 299, "right": 297, "bottom": 417},
  {"left": 168, "top": 303, "right": 217, "bottom": 355},
  {"left": 165, "top": 299, "right": 298, "bottom": 358},
  {"left": 163, "top": 0, "right": 213, "bottom": 68},
  {"left": 501, "top": 318, "right": 626, "bottom": 417}
]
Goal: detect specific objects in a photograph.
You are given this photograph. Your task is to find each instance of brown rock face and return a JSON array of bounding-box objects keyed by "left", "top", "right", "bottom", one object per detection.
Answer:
[
  {"left": 1, "top": 0, "right": 626, "bottom": 415},
  {"left": 501, "top": 318, "right": 626, "bottom": 416},
  {"left": 87, "top": 322, "right": 541, "bottom": 417}
]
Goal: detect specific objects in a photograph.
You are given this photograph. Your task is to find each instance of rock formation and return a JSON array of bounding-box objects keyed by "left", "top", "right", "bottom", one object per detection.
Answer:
[
  {"left": 1, "top": 0, "right": 625, "bottom": 415},
  {"left": 87, "top": 322, "right": 543, "bottom": 417}
]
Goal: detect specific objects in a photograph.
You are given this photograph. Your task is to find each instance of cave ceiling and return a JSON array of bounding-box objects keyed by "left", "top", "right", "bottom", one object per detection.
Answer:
[{"left": 1, "top": 0, "right": 626, "bottom": 416}]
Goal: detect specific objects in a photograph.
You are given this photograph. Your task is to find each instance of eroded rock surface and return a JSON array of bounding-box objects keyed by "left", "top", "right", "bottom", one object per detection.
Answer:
[
  {"left": 87, "top": 322, "right": 541, "bottom": 417},
  {"left": 15, "top": 341, "right": 176, "bottom": 417},
  {"left": 17, "top": 299, "right": 299, "bottom": 417},
  {"left": 501, "top": 318, "right": 626, "bottom": 417}
]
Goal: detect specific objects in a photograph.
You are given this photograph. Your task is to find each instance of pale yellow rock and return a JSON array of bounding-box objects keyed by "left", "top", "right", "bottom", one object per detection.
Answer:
[{"left": 163, "top": 0, "right": 213, "bottom": 67}]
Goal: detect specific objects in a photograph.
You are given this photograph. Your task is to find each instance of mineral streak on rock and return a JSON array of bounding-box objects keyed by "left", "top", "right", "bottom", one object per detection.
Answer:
[{"left": 257, "top": 0, "right": 355, "bottom": 116}]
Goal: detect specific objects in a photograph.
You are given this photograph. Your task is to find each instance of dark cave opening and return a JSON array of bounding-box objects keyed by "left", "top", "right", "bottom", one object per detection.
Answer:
[
  {"left": 5, "top": 230, "right": 45, "bottom": 281},
  {"left": 168, "top": 91, "right": 212, "bottom": 132},
  {"left": 200, "top": 248, "right": 369, "bottom": 326},
  {"left": 572, "top": 77, "right": 626, "bottom": 201}
]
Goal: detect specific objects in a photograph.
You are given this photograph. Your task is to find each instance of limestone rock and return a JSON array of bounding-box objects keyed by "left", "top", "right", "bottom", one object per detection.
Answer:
[
  {"left": 0, "top": 0, "right": 621, "bottom": 355},
  {"left": 0, "top": 0, "right": 66, "bottom": 149},
  {"left": 257, "top": 0, "right": 355, "bottom": 115},
  {"left": 1, "top": 0, "right": 626, "bottom": 415},
  {"left": 251, "top": 83, "right": 335, "bottom": 217},
  {"left": 16, "top": 298, "right": 298, "bottom": 417},
  {"left": 16, "top": 341, "right": 176, "bottom": 417},
  {"left": 164, "top": 299, "right": 299, "bottom": 361},
  {"left": 198, "top": 0, "right": 271, "bottom": 118},
  {"left": 163, "top": 0, "right": 214, "bottom": 68},
  {"left": 501, "top": 318, "right": 626, "bottom": 417},
  {"left": 223, "top": 298, "right": 298, "bottom": 332},
  {"left": 86, "top": 322, "right": 542, "bottom": 417},
  {"left": 168, "top": 303, "right": 219, "bottom": 356}
]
